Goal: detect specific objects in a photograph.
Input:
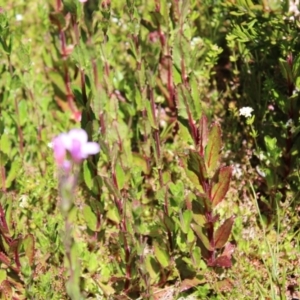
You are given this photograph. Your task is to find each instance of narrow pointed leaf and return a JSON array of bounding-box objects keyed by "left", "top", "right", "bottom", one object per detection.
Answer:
[
  {"left": 195, "top": 193, "right": 212, "bottom": 212},
  {"left": 191, "top": 223, "right": 213, "bottom": 251},
  {"left": 198, "top": 114, "right": 208, "bottom": 155},
  {"left": 115, "top": 164, "right": 126, "bottom": 190},
  {"left": 188, "top": 150, "right": 208, "bottom": 183},
  {"left": 179, "top": 155, "right": 204, "bottom": 193},
  {"left": 214, "top": 216, "right": 235, "bottom": 249},
  {"left": 83, "top": 160, "right": 93, "bottom": 190},
  {"left": 211, "top": 166, "right": 232, "bottom": 207},
  {"left": 0, "top": 280, "right": 12, "bottom": 299},
  {"left": 22, "top": 234, "right": 35, "bottom": 266},
  {"left": 145, "top": 100, "right": 158, "bottom": 129},
  {"left": 205, "top": 124, "right": 222, "bottom": 175},
  {"left": 145, "top": 255, "right": 160, "bottom": 281}
]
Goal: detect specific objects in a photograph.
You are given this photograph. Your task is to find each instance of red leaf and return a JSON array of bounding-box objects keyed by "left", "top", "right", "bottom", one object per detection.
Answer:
[
  {"left": 0, "top": 280, "right": 12, "bottom": 299},
  {"left": 222, "top": 242, "right": 235, "bottom": 258},
  {"left": 180, "top": 277, "right": 206, "bottom": 292},
  {"left": 209, "top": 255, "right": 232, "bottom": 268},
  {"left": 214, "top": 216, "right": 235, "bottom": 249},
  {"left": 211, "top": 166, "right": 232, "bottom": 207},
  {"left": 23, "top": 234, "right": 35, "bottom": 266}
]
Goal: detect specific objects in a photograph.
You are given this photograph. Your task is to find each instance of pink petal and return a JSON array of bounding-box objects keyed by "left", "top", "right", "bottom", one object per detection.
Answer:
[
  {"left": 52, "top": 136, "right": 67, "bottom": 166},
  {"left": 67, "top": 129, "right": 87, "bottom": 148},
  {"left": 81, "top": 142, "right": 100, "bottom": 157}
]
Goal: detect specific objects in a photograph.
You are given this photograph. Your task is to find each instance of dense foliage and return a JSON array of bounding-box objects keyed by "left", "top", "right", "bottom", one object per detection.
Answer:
[{"left": 0, "top": 0, "right": 299, "bottom": 299}]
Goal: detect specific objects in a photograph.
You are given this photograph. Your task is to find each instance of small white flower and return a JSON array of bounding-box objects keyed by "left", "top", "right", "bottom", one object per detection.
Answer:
[
  {"left": 232, "top": 163, "right": 243, "bottom": 179},
  {"left": 19, "top": 195, "right": 29, "bottom": 208},
  {"left": 190, "top": 37, "right": 202, "bottom": 50},
  {"left": 16, "top": 14, "right": 23, "bottom": 21},
  {"left": 239, "top": 107, "right": 254, "bottom": 118},
  {"left": 257, "top": 151, "right": 266, "bottom": 161},
  {"left": 286, "top": 119, "right": 294, "bottom": 127},
  {"left": 289, "top": 0, "right": 300, "bottom": 16}
]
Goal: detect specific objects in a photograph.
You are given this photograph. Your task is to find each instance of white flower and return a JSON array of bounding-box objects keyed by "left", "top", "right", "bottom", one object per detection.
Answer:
[
  {"left": 16, "top": 14, "right": 23, "bottom": 21},
  {"left": 19, "top": 195, "right": 29, "bottom": 208},
  {"left": 289, "top": 0, "right": 300, "bottom": 16},
  {"left": 286, "top": 119, "right": 294, "bottom": 127},
  {"left": 239, "top": 107, "right": 254, "bottom": 118},
  {"left": 232, "top": 163, "right": 243, "bottom": 179}
]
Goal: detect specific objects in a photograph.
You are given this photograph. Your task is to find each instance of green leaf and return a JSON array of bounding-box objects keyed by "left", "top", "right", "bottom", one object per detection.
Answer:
[
  {"left": 191, "top": 223, "right": 213, "bottom": 251},
  {"left": 178, "top": 122, "right": 194, "bottom": 144},
  {"left": 169, "top": 181, "right": 184, "bottom": 197},
  {"left": 211, "top": 166, "right": 232, "bottom": 208},
  {"left": 132, "top": 153, "right": 150, "bottom": 175},
  {"left": 153, "top": 241, "right": 170, "bottom": 268},
  {"left": 180, "top": 210, "right": 193, "bottom": 234},
  {"left": 169, "top": 181, "right": 184, "bottom": 206},
  {"left": 192, "top": 213, "right": 206, "bottom": 227},
  {"left": 205, "top": 124, "right": 222, "bottom": 175},
  {"left": 191, "top": 247, "right": 201, "bottom": 264},
  {"left": 97, "top": 281, "right": 115, "bottom": 297},
  {"left": 187, "top": 227, "right": 195, "bottom": 243},
  {"left": 180, "top": 0, "right": 190, "bottom": 22},
  {"left": 187, "top": 150, "right": 208, "bottom": 183},
  {"left": 214, "top": 216, "right": 235, "bottom": 249},
  {"left": 6, "top": 159, "right": 20, "bottom": 188},
  {"left": 83, "top": 161, "right": 93, "bottom": 190},
  {"left": 198, "top": 114, "right": 208, "bottom": 155},
  {"left": 145, "top": 100, "right": 158, "bottom": 129},
  {"left": 115, "top": 163, "right": 126, "bottom": 190},
  {"left": 293, "top": 54, "right": 300, "bottom": 79},
  {"left": 144, "top": 255, "right": 160, "bottom": 281},
  {"left": 279, "top": 58, "right": 293, "bottom": 83},
  {"left": 177, "top": 84, "right": 199, "bottom": 121},
  {"left": 135, "top": 89, "right": 143, "bottom": 111},
  {"left": 22, "top": 234, "right": 35, "bottom": 266},
  {"left": 83, "top": 205, "right": 98, "bottom": 231},
  {"left": 106, "top": 205, "right": 120, "bottom": 224},
  {"left": 18, "top": 100, "right": 28, "bottom": 126},
  {"left": 10, "top": 75, "right": 22, "bottom": 91},
  {"left": 190, "top": 74, "right": 202, "bottom": 121},
  {"left": 0, "top": 134, "right": 11, "bottom": 155},
  {"left": 103, "top": 177, "right": 121, "bottom": 199},
  {"left": 0, "top": 269, "right": 6, "bottom": 282}
]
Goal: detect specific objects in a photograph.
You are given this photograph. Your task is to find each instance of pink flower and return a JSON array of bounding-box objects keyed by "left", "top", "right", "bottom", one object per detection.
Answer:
[
  {"left": 79, "top": 0, "right": 87, "bottom": 2},
  {"left": 52, "top": 129, "right": 100, "bottom": 168}
]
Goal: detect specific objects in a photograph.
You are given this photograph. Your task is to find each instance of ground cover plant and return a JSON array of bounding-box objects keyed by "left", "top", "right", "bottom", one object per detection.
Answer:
[{"left": 0, "top": 0, "right": 299, "bottom": 299}]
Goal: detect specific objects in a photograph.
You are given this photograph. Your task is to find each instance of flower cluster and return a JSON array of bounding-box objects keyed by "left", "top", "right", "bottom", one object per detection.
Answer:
[
  {"left": 239, "top": 107, "right": 254, "bottom": 118},
  {"left": 52, "top": 129, "right": 100, "bottom": 170}
]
